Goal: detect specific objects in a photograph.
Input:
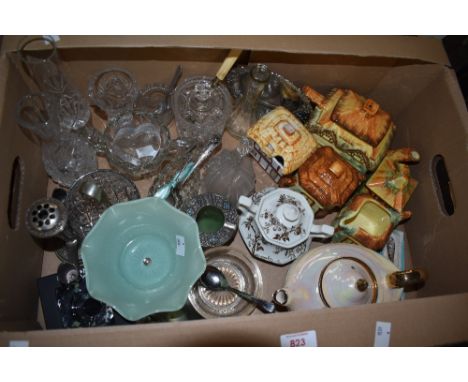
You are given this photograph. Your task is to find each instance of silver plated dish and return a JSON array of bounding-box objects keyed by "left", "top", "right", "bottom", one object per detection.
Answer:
[
  {"left": 182, "top": 193, "right": 238, "bottom": 248},
  {"left": 65, "top": 170, "right": 140, "bottom": 241}
]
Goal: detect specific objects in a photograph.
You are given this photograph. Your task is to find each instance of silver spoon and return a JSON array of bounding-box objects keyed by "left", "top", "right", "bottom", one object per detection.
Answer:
[{"left": 200, "top": 265, "right": 276, "bottom": 314}]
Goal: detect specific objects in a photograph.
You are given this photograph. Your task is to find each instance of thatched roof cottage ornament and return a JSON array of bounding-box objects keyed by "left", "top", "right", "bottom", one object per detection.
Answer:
[
  {"left": 247, "top": 106, "right": 318, "bottom": 182},
  {"left": 279, "top": 146, "right": 365, "bottom": 213},
  {"left": 303, "top": 86, "right": 395, "bottom": 174}
]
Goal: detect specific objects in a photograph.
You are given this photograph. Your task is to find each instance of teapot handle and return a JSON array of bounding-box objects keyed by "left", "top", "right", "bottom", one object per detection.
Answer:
[
  {"left": 387, "top": 269, "right": 427, "bottom": 292},
  {"left": 309, "top": 223, "right": 335, "bottom": 239},
  {"left": 237, "top": 195, "right": 258, "bottom": 216}
]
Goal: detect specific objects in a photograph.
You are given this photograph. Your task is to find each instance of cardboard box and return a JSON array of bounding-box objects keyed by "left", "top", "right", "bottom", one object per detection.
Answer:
[{"left": 1, "top": 36, "right": 467, "bottom": 346}]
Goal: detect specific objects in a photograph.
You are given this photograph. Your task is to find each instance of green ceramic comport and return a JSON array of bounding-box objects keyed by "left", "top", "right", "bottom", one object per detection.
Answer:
[{"left": 80, "top": 197, "right": 206, "bottom": 321}]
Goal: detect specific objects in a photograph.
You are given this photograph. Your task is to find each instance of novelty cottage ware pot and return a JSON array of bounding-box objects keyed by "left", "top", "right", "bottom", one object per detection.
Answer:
[
  {"left": 303, "top": 86, "right": 395, "bottom": 174},
  {"left": 247, "top": 106, "right": 318, "bottom": 182},
  {"left": 279, "top": 146, "right": 365, "bottom": 213}
]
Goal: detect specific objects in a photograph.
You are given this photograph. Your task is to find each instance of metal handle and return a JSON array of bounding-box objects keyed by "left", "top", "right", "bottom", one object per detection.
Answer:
[
  {"left": 226, "top": 286, "right": 276, "bottom": 314},
  {"left": 387, "top": 269, "right": 427, "bottom": 292}
]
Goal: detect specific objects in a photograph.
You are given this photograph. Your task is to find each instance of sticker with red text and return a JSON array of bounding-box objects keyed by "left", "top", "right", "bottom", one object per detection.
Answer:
[
  {"left": 280, "top": 330, "right": 317, "bottom": 347},
  {"left": 374, "top": 321, "right": 392, "bottom": 347}
]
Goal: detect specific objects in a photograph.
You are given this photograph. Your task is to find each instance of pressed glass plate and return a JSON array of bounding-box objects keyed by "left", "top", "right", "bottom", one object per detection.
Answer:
[{"left": 188, "top": 247, "right": 263, "bottom": 319}]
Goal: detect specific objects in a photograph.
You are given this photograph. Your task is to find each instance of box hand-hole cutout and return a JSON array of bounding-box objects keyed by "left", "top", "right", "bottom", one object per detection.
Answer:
[
  {"left": 7, "top": 156, "right": 24, "bottom": 230},
  {"left": 431, "top": 154, "right": 455, "bottom": 216}
]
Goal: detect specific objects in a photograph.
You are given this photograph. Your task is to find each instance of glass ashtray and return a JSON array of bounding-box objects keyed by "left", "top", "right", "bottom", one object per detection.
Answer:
[{"left": 188, "top": 247, "right": 263, "bottom": 319}]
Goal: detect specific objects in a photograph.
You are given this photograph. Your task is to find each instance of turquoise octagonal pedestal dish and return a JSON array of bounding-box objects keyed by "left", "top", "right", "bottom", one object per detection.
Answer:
[{"left": 80, "top": 197, "right": 206, "bottom": 321}]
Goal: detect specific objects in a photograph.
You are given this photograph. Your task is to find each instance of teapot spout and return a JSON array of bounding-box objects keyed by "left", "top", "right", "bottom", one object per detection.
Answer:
[
  {"left": 387, "top": 269, "right": 427, "bottom": 292},
  {"left": 273, "top": 288, "right": 292, "bottom": 307}
]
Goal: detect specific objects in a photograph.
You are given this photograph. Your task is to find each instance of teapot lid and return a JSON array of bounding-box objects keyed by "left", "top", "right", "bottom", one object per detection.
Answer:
[
  {"left": 319, "top": 257, "right": 378, "bottom": 308},
  {"left": 255, "top": 188, "right": 313, "bottom": 249}
]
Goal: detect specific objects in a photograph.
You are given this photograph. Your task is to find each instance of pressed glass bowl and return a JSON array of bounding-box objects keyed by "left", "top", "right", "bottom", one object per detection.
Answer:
[{"left": 80, "top": 197, "right": 206, "bottom": 321}]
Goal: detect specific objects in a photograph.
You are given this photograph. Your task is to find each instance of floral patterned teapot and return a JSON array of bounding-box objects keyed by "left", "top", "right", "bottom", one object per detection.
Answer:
[{"left": 237, "top": 188, "right": 334, "bottom": 249}]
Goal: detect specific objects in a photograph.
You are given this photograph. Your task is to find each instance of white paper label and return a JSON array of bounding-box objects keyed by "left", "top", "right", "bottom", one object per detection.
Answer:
[
  {"left": 42, "top": 35, "right": 60, "bottom": 43},
  {"left": 9, "top": 340, "right": 29, "bottom": 347},
  {"left": 374, "top": 321, "right": 392, "bottom": 347},
  {"left": 136, "top": 145, "right": 158, "bottom": 159},
  {"left": 280, "top": 330, "right": 317, "bottom": 347},
  {"left": 176, "top": 235, "right": 185, "bottom": 256}
]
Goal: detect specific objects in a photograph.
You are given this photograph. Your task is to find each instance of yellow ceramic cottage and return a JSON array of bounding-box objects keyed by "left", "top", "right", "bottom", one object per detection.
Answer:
[{"left": 247, "top": 106, "right": 317, "bottom": 181}]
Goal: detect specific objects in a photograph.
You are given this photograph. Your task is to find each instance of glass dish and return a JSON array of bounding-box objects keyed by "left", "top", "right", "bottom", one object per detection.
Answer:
[
  {"left": 188, "top": 247, "right": 263, "bottom": 319},
  {"left": 80, "top": 197, "right": 206, "bottom": 321},
  {"left": 104, "top": 112, "right": 170, "bottom": 179},
  {"left": 41, "top": 134, "right": 98, "bottom": 188}
]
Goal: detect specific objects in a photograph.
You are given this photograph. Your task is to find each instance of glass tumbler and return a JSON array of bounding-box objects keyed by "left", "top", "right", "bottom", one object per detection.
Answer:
[
  {"left": 18, "top": 37, "right": 91, "bottom": 132},
  {"left": 18, "top": 36, "right": 70, "bottom": 95}
]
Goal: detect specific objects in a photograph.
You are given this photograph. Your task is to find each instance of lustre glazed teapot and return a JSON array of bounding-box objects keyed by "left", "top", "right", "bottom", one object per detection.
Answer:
[{"left": 273, "top": 243, "right": 426, "bottom": 311}]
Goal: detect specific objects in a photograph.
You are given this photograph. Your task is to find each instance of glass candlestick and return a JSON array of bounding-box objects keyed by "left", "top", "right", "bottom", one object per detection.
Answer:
[
  {"left": 226, "top": 64, "right": 271, "bottom": 139},
  {"left": 172, "top": 76, "right": 232, "bottom": 141}
]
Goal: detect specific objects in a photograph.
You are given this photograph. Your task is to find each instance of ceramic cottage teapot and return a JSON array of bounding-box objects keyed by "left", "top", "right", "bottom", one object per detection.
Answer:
[
  {"left": 273, "top": 243, "right": 426, "bottom": 311},
  {"left": 237, "top": 188, "right": 334, "bottom": 249}
]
